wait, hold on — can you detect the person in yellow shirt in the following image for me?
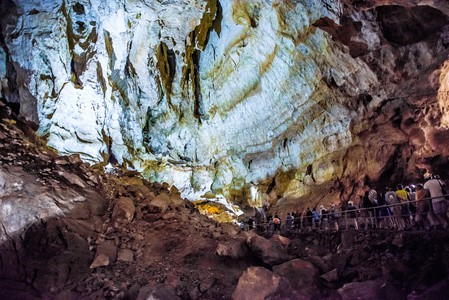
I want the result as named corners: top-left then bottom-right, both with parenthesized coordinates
top-left (396, 184), bottom-right (411, 228)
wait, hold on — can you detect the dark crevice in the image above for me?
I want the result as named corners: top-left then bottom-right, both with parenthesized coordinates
top-left (313, 16), bottom-right (368, 58)
top-left (391, 108), bottom-right (402, 129)
top-left (376, 146), bottom-right (401, 188)
top-left (0, 10), bottom-right (20, 108)
top-left (211, 0), bottom-right (223, 37)
top-left (70, 57), bottom-right (84, 88)
top-left (27, 9), bottom-right (39, 15)
top-left (266, 177), bottom-right (276, 194)
top-left (192, 49), bottom-right (202, 123)
top-left (166, 48), bottom-right (176, 82)
top-left (376, 5), bottom-right (449, 46)
top-left (358, 93), bottom-right (372, 106)
top-left (156, 42), bottom-right (176, 101)
top-left (73, 2), bottom-right (85, 15)
top-left (75, 21), bottom-right (86, 33)
top-left (107, 137), bottom-right (119, 165)
top-left (305, 164), bottom-right (313, 176)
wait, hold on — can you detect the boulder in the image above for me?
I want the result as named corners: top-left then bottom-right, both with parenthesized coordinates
top-left (137, 284), bottom-right (180, 300)
top-left (233, 267), bottom-right (292, 300)
top-left (169, 185), bottom-right (181, 198)
top-left (162, 211), bottom-right (176, 220)
top-left (148, 193), bottom-right (170, 214)
top-left (189, 287), bottom-right (200, 300)
top-left (247, 234), bottom-right (290, 266)
top-left (287, 238), bottom-right (307, 257)
top-left (96, 240), bottom-right (118, 262)
top-left (199, 277), bottom-right (216, 293)
top-left (337, 279), bottom-right (404, 300)
top-left (408, 279), bottom-right (449, 300)
top-left (90, 254), bottom-right (109, 268)
top-left (222, 223), bottom-right (239, 236)
top-left (270, 234), bottom-right (291, 248)
top-left (273, 259), bottom-right (318, 293)
top-left (341, 231), bottom-right (356, 249)
top-left (333, 252), bottom-right (348, 274)
top-left (58, 171), bottom-right (86, 188)
top-left (216, 238), bottom-right (248, 259)
top-left (321, 269), bottom-right (339, 282)
top-left (112, 197), bottom-right (135, 224)
top-left (117, 249), bottom-right (134, 262)
top-left (392, 233), bottom-right (403, 247)
top-left (307, 255), bottom-right (329, 274)
top-left (125, 184), bottom-right (151, 197)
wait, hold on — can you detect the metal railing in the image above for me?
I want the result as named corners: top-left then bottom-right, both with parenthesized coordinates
top-left (242, 193), bottom-right (449, 233)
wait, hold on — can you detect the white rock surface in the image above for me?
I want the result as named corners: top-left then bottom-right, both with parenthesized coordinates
top-left (2, 0), bottom-right (449, 209)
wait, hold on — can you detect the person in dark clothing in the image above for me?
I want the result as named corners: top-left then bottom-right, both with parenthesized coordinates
top-left (312, 208), bottom-right (320, 230)
top-left (415, 184), bottom-right (435, 230)
top-left (347, 201), bottom-right (359, 230)
top-left (268, 216), bottom-right (274, 233)
top-left (362, 191), bottom-right (376, 229)
top-left (319, 205), bottom-right (329, 230)
top-left (293, 210), bottom-right (302, 232)
top-left (274, 215), bottom-right (281, 232)
top-left (329, 203), bottom-right (340, 231)
top-left (306, 208), bottom-right (313, 231)
top-left (285, 213), bottom-right (293, 233)
top-left (377, 192), bottom-right (393, 229)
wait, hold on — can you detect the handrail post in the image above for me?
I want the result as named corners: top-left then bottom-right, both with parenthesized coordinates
top-left (345, 212), bottom-right (348, 230)
top-left (374, 208), bottom-right (378, 229)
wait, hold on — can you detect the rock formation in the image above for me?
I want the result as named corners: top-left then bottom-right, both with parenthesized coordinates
top-left (1, 98), bottom-right (449, 300)
top-left (2, 0), bottom-right (449, 215)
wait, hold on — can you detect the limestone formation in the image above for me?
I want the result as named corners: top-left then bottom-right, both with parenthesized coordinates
top-left (2, 0), bottom-right (449, 213)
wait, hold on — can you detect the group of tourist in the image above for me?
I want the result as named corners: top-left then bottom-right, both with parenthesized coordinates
top-left (240, 172), bottom-right (449, 233)
top-left (344, 172), bottom-right (449, 231)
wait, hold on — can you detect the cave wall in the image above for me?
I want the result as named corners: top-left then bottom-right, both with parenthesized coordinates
top-left (1, 0), bottom-right (449, 211)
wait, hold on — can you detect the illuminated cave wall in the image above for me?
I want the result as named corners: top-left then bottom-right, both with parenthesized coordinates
top-left (2, 0), bottom-right (449, 210)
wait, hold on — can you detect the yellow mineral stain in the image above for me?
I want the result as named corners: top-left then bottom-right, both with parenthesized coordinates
top-left (156, 42), bottom-right (174, 98)
top-left (259, 44), bottom-right (278, 77)
top-left (182, 1), bottom-right (218, 77)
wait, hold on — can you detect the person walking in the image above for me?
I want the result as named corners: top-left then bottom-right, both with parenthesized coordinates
top-left (312, 208), bottom-right (320, 230)
top-left (415, 183), bottom-right (435, 230)
top-left (396, 184), bottom-right (411, 228)
top-left (319, 205), bottom-right (329, 230)
top-left (386, 187), bottom-right (404, 230)
top-left (347, 201), bottom-right (359, 230)
top-left (329, 203), bottom-right (340, 231)
top-left (285, 213), bottom-right (293, 233)
top-left (306, 208), bottom-right (313, 232)
top-left (377, 191), bottom-right (393, 229)
top-left (423, 173), bottom-right (449, 229)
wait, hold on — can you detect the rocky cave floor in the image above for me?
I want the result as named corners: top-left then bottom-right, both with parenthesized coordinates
top-left (1, 101), bottom-right (449, 300)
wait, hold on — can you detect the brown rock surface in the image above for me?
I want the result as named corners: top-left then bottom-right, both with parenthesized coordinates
top-left (216, 237), bottom-right (248, 259)
top-left (247, 234), bottom-right (291, 267)
top-left (111, 197), bottom-right (136, 224)
top-left (272, 259), bottom-right (318, 291)
top-left (232, 267), bottom-right (291, 300)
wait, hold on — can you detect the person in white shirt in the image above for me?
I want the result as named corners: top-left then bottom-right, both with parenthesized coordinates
top-left (423, 172), bottom-right (448, 228)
